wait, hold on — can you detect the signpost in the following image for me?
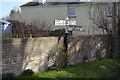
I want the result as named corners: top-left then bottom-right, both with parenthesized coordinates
top-left (55, 17), bottom-right (86, 52)
top-left (69, 25), bottom-right (85, 31)
top-left (55, 17), bottom-right (85, 32)
top-left (55, 20), bottom-right (76, 26)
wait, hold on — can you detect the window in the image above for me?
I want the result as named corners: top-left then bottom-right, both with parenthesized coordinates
top-left (107, 6), bottom-right (118, 17)
top-left (107, 6), bottom-right (112, 17)
top-left (68, 8), bottom-right (76, 17)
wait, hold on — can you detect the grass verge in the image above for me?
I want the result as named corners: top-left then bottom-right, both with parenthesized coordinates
top-left (16, 58), bottom-right (120, 79)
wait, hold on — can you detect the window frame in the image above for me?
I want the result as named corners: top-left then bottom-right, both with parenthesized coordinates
top-left (67, 7), bottom-right (76, 18)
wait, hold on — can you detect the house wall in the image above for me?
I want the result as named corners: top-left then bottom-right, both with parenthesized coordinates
top-left (67, 5), bottom-right (98, 35)
top-left (20, 3), bottom-right (111, 36)
top-left (21, 5), bottom-right (67, 30)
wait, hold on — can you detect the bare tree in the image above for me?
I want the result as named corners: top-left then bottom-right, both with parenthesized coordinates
top-left (89, 3), bottom-right (112, 35)
top-left (12, 19), bottom-right (51, 38)
top-left (9, 9), bottom-right (21, 20)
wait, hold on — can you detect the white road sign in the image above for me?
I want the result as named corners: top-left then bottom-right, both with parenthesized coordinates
top-left (69, 25), bottom-right (86, 31)
top-left (55, 20), bottom-right (76, 26)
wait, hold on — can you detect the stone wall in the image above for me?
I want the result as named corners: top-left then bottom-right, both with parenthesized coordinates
top-left (67, 35), bottom-right (111, 65)
top-left (2, 37), bottom-right (64, 75)
top-left (2, 36), bottom-right (111, 75)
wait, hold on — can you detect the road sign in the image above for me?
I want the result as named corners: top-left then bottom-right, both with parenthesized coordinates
top-left (69, 25), bottom-right (85, 31)
top-left (72, 27), bottom-right (85, 31)
top-left (55, 18), bottom-right (85, 32)
top-left (55, 20), bottom-right (76, 26)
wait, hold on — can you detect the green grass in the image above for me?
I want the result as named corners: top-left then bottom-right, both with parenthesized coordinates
top-left (16, 58), bottom-right (120, 78)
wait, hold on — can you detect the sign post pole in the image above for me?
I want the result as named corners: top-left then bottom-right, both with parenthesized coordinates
top-left (64, 17), bottom-right (69, 52)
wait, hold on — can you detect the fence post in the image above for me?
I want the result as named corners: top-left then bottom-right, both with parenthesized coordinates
top-left (111, 2), bottom-right (117, 58)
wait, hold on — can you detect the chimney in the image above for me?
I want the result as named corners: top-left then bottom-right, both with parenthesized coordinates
top-left (33, 0), bottom-right (46, 4)
top-left (42, 0), bottom-right (47, 4)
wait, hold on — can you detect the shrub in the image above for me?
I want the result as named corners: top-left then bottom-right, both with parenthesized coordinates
top-left (48, 28), bottom-right (65, 37)
top-left (20, 69), bottom-right (34, 76)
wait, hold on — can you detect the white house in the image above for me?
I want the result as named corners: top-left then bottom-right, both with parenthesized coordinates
top-left (20, 1), bottom-right (114, 36)
top-left (0, 19), bottom-right (12, 35)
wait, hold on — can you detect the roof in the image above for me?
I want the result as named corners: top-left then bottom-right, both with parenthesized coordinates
top-left (20, 1), bottom-right (42, 7)
top-left (20, 1), bottom-right (113, 7)
top-left (20, 2), bottom-right (85, 7)
top-left (0, 19), bottom-right (10, 24)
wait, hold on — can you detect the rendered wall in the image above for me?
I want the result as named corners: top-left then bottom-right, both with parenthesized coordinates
top-left (20, 3), bottom-right (111, 35)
